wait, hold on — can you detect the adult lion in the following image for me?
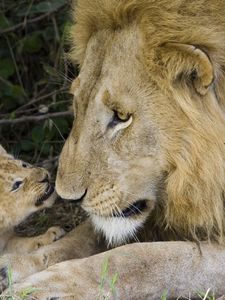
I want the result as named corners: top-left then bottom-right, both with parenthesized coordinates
top-left (2, 0), bottom-right (225, 299)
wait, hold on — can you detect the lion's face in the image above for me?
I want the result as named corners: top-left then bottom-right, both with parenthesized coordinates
top-left (0, 146), bottom-right (56, 232)
top-left (56, 27), bottom-right (172, 244)
top-left (57, 1), bottom-right (225, 245)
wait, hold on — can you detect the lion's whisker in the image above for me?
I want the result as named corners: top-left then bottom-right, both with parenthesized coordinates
top-left (124, 199), bottom-right (144, 216)
top-left (119, 188), bottom-right (143, 198)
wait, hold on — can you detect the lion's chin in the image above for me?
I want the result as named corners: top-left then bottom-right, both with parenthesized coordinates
top-left (91, 215), bottom-right (145, 246)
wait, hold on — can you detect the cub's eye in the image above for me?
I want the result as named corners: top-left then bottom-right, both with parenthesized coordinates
top-left (22, 162), bottom-right (30, 168)
top-left (12, 181), bottom-right (23, 192)
top-left (108, 110), bottom-right (132, 128)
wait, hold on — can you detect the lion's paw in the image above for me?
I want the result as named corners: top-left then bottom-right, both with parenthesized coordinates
top-left (0, 251), bottom-right (49, 292)
top-left (44, 226), bottom-right (66, 242)
top-left (2, 273), bottom-right (70, 300)
top-left (2, 262), bottom-right (82, 300)
top-left (35, 226), bottom-right (66, 250)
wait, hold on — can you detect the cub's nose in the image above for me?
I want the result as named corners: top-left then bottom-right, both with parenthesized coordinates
top-left (39, 174), bottom-right (49, 183)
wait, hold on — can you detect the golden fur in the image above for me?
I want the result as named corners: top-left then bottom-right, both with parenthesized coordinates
top-left (65, 0), bottom-right (225, 243)
top-left (1, 1), bottom-right (225, 298)
top-left (0, 145), bottom-right (64, 255)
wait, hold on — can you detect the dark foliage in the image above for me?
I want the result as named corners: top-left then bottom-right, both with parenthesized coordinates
top-left (0, 0), bottom-right (77, 165)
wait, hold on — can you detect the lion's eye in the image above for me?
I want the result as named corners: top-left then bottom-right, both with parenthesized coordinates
top-left (22, 161), bottom-right (32, 168)
top-left (108, 111), bottom-right (131, 128)
top-left (11, 181), bottom-right (23, 192)
top-left (114, 111), bottom-right (130, 122)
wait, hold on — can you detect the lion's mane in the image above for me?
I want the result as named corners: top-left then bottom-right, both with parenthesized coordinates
top-left (69, 0), bottom-right (225, 242)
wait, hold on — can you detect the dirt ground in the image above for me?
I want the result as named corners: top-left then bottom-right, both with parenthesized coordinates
top-left (16, 198), bottom-right (87, 237)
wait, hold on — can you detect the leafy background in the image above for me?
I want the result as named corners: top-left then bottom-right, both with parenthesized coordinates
top-left (0, 0), bottom-right (86, 235)
top-left (0, 0), bottom-right (76, 167)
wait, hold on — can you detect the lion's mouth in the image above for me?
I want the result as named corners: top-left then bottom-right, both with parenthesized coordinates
top-left (35, 184), bottom-right (55, 206)
top-left (113, 200), bottom-right (147, 218)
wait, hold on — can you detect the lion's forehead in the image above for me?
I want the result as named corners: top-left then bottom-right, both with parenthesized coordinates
top-left (0, 159), bottom-right (21, 175)
top-left (0, 166), bottom-right (24, 191)
top-left (0, 174), bottom-right (14, 182)
top-left (0, 158), bottom-right (36, 183)
top-left (77, 25), bottom-right (144, 97)
top-left (71, 27), bottom-right (149, 138)
top-left (0, 157), bottom-right (25, 172)
top-left (103, 25), bottom-right (142, 65)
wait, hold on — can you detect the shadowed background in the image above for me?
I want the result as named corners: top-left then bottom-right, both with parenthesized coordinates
top-left (0, 0), bottom-right (86, 236)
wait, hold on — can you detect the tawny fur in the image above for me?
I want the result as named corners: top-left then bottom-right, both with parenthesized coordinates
top-left (1, 1), bottom-right (225, 299)
top-left (0, 145), bottom-right (65, 255)
top-left (67, 0), bottom-right (225, 243)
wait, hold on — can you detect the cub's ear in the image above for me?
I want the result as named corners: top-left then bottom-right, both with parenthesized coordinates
top-left (159, 43), bottom-right (214, 96)
top-left (0, 145), bottom-right (8, 156)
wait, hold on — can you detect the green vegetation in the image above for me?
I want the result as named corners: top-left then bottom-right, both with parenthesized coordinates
top-left (0, 0), bottom-right (75, 164)
top-left (0, 266), bottom-right (38, 300)
top-left (197, 289), bottom-right (216, 300)
top-left (161, 290), bottom-right (168, 300)
top-left (97, 256), bottom-right (119, 300)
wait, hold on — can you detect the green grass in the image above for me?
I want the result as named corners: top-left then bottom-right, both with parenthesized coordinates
top-left (0, 264), bottom-right (222, 300)
top-left (197, 289), bottom-right (216, 300)
top-left (97, 256), bottom-right (119, 300)
top-left (160, 288), bottom-right (219, 300)
top-left (0, 267), bottom-right (38, 300)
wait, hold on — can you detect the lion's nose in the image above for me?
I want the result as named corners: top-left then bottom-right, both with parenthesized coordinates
top-left (56, 183), bottom-right (88, 202)
top-left (72, 189), bottom-right (87, 203)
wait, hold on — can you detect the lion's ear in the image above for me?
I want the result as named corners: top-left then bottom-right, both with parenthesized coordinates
top-left (0, 145), bottom-right (8, 156)
top-left (160, 43), bottom-right (214, 96)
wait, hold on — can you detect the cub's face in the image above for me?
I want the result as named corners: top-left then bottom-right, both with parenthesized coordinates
top-left (0, 146), bottom-right (56, 231)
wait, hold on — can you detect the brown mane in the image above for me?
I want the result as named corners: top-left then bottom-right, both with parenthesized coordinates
top-left (70, 0), bottom-right (225, 243)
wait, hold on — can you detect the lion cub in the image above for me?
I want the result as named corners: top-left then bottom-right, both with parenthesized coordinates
top-left (0, 145), bottom-right (65, 254)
